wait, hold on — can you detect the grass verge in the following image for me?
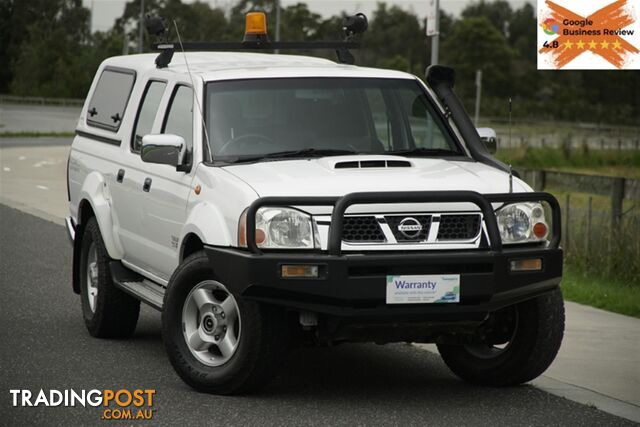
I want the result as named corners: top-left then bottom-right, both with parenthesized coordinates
top-left (0, 131), bottom-right (74, 138)
top-left (496, 147), bottom-right (640, 177)
top-left (561, 268), bottom-right (640, 318)
top-left (546, 166), bottom-right (640, 179)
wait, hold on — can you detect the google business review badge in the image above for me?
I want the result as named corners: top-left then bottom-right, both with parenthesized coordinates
top-left (538, 0), bottom-right (640, 69)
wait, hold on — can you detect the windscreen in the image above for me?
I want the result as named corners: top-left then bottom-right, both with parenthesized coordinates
top-left (205, 78), bottom-right (462, 163)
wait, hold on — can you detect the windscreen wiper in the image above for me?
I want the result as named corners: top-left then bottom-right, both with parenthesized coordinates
top-left (227, 148), bottom-right (357, 164)
top-left (387, 147), bottom-right (462, 157)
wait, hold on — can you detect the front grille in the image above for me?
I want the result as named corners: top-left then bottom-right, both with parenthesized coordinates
top-left (385, 215), bottom-right (431, 242)
top-left (342, 216), bottom-right (385, 242)
top-left (336, 213), bottom-right (483, 245)
top-left (437, 214), bottom-right (481, 240)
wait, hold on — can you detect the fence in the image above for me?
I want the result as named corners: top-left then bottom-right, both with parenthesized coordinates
top-left (498, 136), bottom-right (640, 151)
top-left (521, 168), bottom-right (639, 224)
top-left (481, 118), bottom-right (640, 151)
top-left (520, 168), bottom-right (640, 282)
top-left (0, 94), bottom-right (84, 107)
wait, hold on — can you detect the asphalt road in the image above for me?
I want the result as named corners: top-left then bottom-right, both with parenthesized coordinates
top-left (0, 204), bottom-right (635, 426)
top-left (0, 136), bottom-right (72, 148)
top-left (0, 104), bottom-right (80, 133)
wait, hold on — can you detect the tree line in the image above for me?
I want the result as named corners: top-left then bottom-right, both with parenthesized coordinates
top-left (1, 0), bottom-right (638, 125)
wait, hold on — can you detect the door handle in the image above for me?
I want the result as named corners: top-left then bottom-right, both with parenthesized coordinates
top-left (116, 169), bottom-right (125, 183)
top-left (143, 177), bottom-right (152, 192)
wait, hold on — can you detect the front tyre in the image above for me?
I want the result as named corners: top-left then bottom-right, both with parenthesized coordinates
top-left (437, 288), bottom-right (564, 386)
top-left (162, 251), bottom-right (289, 395)
top-left (79, 217), bottom-right (140, 338)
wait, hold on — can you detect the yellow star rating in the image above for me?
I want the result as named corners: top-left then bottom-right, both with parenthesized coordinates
top-left (588, 40), bottom-right (598, 49)
top-left (576, 40), bottom-right (586, 49)
top-left (600, 40), bottom-right (609, 49)
top-left (612, 40), bottom-right (622, 50)
top-left (563, 40), bottom-right (574, 50)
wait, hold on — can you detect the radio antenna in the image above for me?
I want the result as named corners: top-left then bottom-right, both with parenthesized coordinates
top-left (173, 20), bottom-right (213, 163)
top-left (509, 164), bottom-right (513, 193)
top-left (508, 97), bottom-right (513, 193)
top-left (508, 97), bottom-right (512, 151)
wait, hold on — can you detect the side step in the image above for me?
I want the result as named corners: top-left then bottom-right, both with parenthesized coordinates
top-left (109, 261), bottom-right (166, 310)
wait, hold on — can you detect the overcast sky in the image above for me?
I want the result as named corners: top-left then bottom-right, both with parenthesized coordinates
top-left (83, 0), bottom-right (535, 33)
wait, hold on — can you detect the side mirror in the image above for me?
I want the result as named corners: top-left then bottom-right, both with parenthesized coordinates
top-left (141, 134), bottom-right (186, 167)
top-left (476, 127), bottom-right (498, 155)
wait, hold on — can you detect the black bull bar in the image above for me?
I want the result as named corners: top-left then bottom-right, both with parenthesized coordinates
top-left (245, 191), bottom-right (561, 254)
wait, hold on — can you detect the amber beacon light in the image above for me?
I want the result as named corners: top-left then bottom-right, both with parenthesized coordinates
top-left (243, 12), bottom-right (269, 44)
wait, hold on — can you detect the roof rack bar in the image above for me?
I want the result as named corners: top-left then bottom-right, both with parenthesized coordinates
top-left (149, 12), bottom-right (367, 67)
top-left (152, 41), bottom-right (360, 51)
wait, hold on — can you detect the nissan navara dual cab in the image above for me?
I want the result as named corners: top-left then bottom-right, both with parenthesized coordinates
top-left (66, 13), bottom-right (564, 395)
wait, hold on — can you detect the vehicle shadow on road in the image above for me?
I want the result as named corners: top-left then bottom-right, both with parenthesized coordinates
top-left (262, 342), bottom-right (525, 399)
top-left (218, 343), bottom-right (609, 425)
top-left (132, 314), bottom-right (533, 404)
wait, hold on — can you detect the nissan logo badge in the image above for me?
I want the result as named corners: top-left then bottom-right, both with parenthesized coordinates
top-left (397, 217), bottom-right (422, 238)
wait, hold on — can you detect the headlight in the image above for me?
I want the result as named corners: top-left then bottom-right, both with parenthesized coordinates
top-left (496, 202), bottom-right (549, 244)
top-left (239, 207), bottom-right (318, 249)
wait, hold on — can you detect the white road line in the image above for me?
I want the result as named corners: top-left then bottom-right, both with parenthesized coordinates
top-left (36, 185), bottom-right (49, 190)
top-left (18, 156), bottom-right (26, 160)
top-left (532, 376), bottom-right (640, 424)
top-left (33, 160), bottom-right (58, 168)
top-left (3, 167), bottom-right (10, 172)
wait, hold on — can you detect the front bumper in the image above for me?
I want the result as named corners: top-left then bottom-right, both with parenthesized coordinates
top-left (209, 190), bottom-right (563, 324)
top-left (205, 245), bottom-right (562, 322)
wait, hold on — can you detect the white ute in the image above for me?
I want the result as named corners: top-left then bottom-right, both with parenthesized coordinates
top-left (66, 12), bottom-right (565, 394)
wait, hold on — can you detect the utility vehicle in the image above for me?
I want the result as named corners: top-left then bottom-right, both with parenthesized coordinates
top-left (66, 12), bottom-right (564, 394)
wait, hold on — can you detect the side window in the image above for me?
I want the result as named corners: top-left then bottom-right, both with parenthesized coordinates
top-left (365, 89), bottom-right (393, 149)
top-left (87, 68), bottom-right (135, 132)
top-left (162, 85), bottom-right (194, 151)
top-left (131, 81), bottom-right (167, 153)
top-left (400, 91), bottom-right (450, 150)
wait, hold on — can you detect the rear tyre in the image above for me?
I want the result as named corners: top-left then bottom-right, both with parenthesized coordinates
top-left (437, 288), bottom-right (564, 386)
top-left (162, 250), bottom-right (289, 395)
top-left (79, 217), bottom-right (140, 338)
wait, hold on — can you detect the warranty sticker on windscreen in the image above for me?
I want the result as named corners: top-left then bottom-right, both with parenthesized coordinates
top-left (386, 275), bottom-right (460, 304)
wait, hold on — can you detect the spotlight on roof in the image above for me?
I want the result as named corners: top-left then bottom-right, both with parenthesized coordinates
top-left (343, 13), bottom-right (368, 39)
top-left (145, 14), bottom-right (168, 38)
